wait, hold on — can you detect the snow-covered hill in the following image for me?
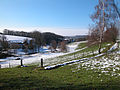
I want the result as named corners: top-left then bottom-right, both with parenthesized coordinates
top-left (4, 35), bottom-right (32, 43)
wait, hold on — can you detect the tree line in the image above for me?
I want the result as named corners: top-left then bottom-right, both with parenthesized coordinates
top-left (3, 29), bottom-right (64, 45)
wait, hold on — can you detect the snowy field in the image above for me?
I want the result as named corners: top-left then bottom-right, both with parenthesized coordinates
top-left (72, 51), bottom-right (120, 76)
top-left (44, 42), bottom-right (119, 69)
top-left (71, 43), bottom-right (120, 76)
top-left (0, 41), bottom-right (84, 68)
top-left (5, 35), bottom-right (32, 43)
top-left (0, 41), bottom-right (118, 70)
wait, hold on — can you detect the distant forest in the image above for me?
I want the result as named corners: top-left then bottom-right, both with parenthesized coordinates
top-left (3, 29), bottom-right (64, 45)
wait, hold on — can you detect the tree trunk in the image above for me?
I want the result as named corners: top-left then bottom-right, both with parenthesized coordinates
top-left (98, 43), bottom-right (101, 54)
top-left (98, 0), bottom-right (105, 54)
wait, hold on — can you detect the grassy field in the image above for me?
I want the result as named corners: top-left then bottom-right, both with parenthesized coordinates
top-left (0, 42), bottom-right (119, 90)
top-left (75, 42), bottom-right (87, 50)
top-left (0, 60), bottom-right (120, 90)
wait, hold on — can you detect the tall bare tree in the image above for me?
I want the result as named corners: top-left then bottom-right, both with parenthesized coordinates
top-left (90, 0), bottom-right (119, 53)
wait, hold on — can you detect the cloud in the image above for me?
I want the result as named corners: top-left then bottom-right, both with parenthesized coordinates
top-left (0, 26), bottom-right (88, 36)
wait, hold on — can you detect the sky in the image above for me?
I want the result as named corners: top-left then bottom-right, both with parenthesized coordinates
top-left (0, 0), bottom-right (98, 36)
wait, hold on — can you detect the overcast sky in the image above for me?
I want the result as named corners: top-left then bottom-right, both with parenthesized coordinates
top-left (0, 0), bottom-right (98, 36)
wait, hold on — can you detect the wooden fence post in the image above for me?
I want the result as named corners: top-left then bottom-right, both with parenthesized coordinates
top-left (41, 58), bottom-right (43, 68)
top-left (21, 58), bottom-right (23, 66)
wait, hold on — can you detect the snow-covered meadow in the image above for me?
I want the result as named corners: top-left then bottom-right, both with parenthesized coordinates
top-left (72, 44), bottom-right (120, 76)
top-left (43, 42), bottom-right (113, 68)
top-left (0, 41), bottom-right (85, 68)
top-left (5, 35), bottom-right (32, 43)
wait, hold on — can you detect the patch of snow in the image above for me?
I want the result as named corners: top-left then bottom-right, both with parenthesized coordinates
top-left (75, 52), bottom-right (120, 76)
top-left (107, 44), bottom-right (111, 46)
top-left (108, 43), bottom-right (118, 52)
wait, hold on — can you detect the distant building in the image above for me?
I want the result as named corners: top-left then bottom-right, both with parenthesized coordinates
top-left (64, 35), bottom-right (87, 43)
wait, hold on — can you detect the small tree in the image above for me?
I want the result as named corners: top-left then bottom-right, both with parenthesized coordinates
top-left (104, 24), bottom-right (118, 42)
top-left (0, 35), bottom-right (9, 51)
top-left (28, 39), bottom-right (35, 50)
top-left (23, 39), bottom-right (29, 53)
top-left (88, 25), bottom-right (100, 46)
top-left (60, 41), bottom-right (67, 52)
top-left (51, 40), bottom-right (57, 52)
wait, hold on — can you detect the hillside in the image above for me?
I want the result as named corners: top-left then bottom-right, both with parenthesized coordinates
top-left (0, 41), bottom-right (120, 89)
top-left (2, 29), bottom-right (65, 45)
top-left (42, 32), bottom-right (64, 45)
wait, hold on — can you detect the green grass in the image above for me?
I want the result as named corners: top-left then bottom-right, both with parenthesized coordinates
top-left (76, 42), bottom-right (87, 50)
top-left (0, 63), bottom-right (120, 90)
top-left (60, 42), bottom-right (113, 58)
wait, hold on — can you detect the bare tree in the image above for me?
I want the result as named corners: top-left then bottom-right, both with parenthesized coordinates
top-left (28, 39), bottom-right (35, 50)
top-left (51, 40), bottom-right (57, 52)
top-left (112, 0), bottom-right (120, 18)
top-left (0, 35), bottom-right (9, 51)
top-left (60, 41), bottom-right (67, 52)
top-left (104, 24), bottom-right (118, 42)
top-left (90, 0), bottom-right (119, 53)
top-left (31, 31), bottom-right (43, 52)
top-left (88, 25), bottom-right (100, 46)
top-left (23, 39), bottom-right (29, 53)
